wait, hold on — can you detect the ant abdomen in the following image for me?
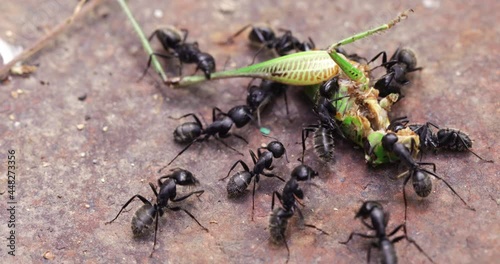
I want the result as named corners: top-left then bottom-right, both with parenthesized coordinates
top-left (437, 128), bottom-right (472, 151)
top-left (131, 204), bottom-right (156, 236)
top-left (412, 170), bottom-right (432, 198)
top-left (269, 207), bottom-right (288, 244)
top-left (380, 239), bottom-right (398, 264)
top-left (227, 171), bottom-right (253, 198)
top-left (313, 127), bottom-right (335, 162)
top-left (173, 123), bottom-right (202, 143)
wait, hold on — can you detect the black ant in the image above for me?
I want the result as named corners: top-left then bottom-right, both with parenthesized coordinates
top-left (387, 117), bottom-right (438, 152)
top-left (165, 107), bottom-right (251, 167)
top-left (387, 116), bottom-right (410, 133)
top-left (340, 201), bottom-right (434, 264)
top-left (369, 48), bottom-right (422, 98)
top-left (146, 27), bottom-right (216, 79)
top-left (270, 163), bottom-right (327, 263)
top-left (301, 123), bottom-right (336, 163)
top-left (388, 118), bottom-right (493, 162)
top-left (381, 133), bottom-right (474, 222)
top-left (246, 79), bottom-right (289, 127)
top-left (435, 128), bottom-right (494, 162)
top-left (105, 168), bottom-right (208, 257)
top-left (223, 24), bottom-right (315, 61)
top-left (220, 140), bottom-right (289, 220)
top-left (300, 77), bottom-right (348, 162)
top-left (313, 76), bottom-right (347, 138)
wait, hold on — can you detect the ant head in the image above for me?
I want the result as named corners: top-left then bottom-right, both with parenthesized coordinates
top-left (196, 52), bottom-right (216, 80)
top-left (170, 169), bottom-right (199, 186)
top-left (355, 201), bottom-right (382, 219)
top-left (267, 141), bottom-right (286, 158)
top-left (246, 85), bottom-right (266, 110)
top-left (382, 133), bottom-right (398, 151)
top-left (249, 26), bottom-right (275, 44)
top-left (394, 48), bottom-right (417, 70)
top-left (319, 76), bottom-right (339, 98)
top-left (301, 37), bottom-right (316, 51)
top-left (227, 105), bottom-right (253, 128)
top-left (388, 116), bottom-right (409, 132)
top-left (291, 164), bottom-right (318, 181)
top-left (412, 169), bottom-right (432, 198)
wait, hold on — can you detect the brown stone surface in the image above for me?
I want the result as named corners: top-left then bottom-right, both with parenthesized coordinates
top-left (0, 0), bottom-right (498, 263)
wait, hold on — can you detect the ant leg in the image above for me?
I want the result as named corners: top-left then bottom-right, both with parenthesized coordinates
top-left (171, 190), bottom-right (204, 202)
top-left (456, 134), bottom-right (494, 162)
top-left (389, 223), bottom-right (435, 263)
top-left (214, 137), bottom-right (246, 155)
top-left (282, 86), bottom-right (290, 118)
top-left (423, 169), bottom-right (475, 211)
top-left (379, 71), bottom-right (396, 91)
top-left (149, 183), bottom-right (159, 197)
top-left (251, 177), bottom-right (257, 221)
top-left (138, 52), bottom-right (175, 81)
top-left (360, 218), bottom-right (375, 230)
top-left (220, 160), bottom-right (250, 181)
top-left (307, 37), bottom-right (316, 49)
top-left (367, 51), bottom-right (388, 66)
top-left (283, 237), bottom-right (290, 264)
top-left (303, 224), bottom-right (329, 235)
top-left (271, 191), bottom-right (284, 210)
top-left (228, 133), bottom-right (249, 144)
top-left (387, 224), bottom-right (404, 237)
top-left (417, 162), bottom-right (436, 172)
top-left (339, 232), bottom-right (376, 244)
top-left (407, 65), bottom-right (424, 72)
top-left (212, 107), bottom-right (227, 121)
top-left (387, 116), bottom-right (408, 131)
top-left (168, 206), bottom-right (209, 232)
top-left (249, 149), bottom-right (259, 164)
top-left (168, 113), bottom-right (204, 128)
top-left (105, 195), bottom-right (151, 224)
top-left (403, 172), bottom-right (412, 224)
top-left (256, 103), bottom-right (264, 128)
top-left (150, 209), bottom-right (160, 258)
top-left (367, 243), bottom-right (376, 264)
top-left (301, 126), bottom-right (315, 163)
top-left (179, 28), bottom-right (189, 43)
top-left (221, 24), bottom-right (252, 44)
top-left (250, 45), bottom-right (267, 65)
top-left (147, 29), bottom-right (161, 41)
top-left (283, 147), bottom-right (290, 163)
top-left (165, 138), bottom-right (203, 167)
top-left (262, 172), bottom-right (286, 182)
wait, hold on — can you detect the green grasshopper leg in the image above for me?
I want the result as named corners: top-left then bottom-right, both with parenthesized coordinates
top-left (326, 9), bottom-right (413, 84)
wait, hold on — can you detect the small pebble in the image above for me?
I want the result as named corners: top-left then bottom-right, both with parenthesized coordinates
top-left (43, 250), bottom-right (55, 260)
